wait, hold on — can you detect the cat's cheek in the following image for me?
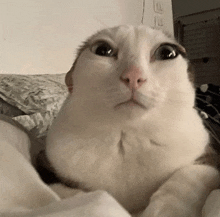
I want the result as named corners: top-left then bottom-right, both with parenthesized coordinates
top-left (151, 58), bottom-right (188, 84)
top-left (75, 53), bottom-right (115, 79)
top-left (119, 83), bottom-right (131, 97)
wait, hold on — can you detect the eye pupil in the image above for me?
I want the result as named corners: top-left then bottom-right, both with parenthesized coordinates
top-left (160, 48), bottom-right (175, 59)
top-left (91, 42), bottom-right (115, 57)
top-left (96, 44), bottom-right (112, 56)
top-left (154, 44), bottom-right (179, 60)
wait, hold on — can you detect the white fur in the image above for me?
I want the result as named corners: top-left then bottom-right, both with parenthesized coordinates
top-left (46, 26), bottom-right (220, 215)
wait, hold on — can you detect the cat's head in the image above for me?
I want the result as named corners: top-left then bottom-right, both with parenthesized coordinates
top-left (65, 25), bottom-right (195, 124)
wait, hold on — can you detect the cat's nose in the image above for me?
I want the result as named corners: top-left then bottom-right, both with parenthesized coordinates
top-left (120, 66), bottom-right (146, 90)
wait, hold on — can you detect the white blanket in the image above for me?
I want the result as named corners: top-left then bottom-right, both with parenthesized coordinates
top-left (0, 116), bottom-right (219, 217)
top-left (1, 191), bottom-right (132, 217)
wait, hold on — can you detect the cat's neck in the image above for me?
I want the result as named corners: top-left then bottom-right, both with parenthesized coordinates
top-left (51, 91), bottom-right (205, 150)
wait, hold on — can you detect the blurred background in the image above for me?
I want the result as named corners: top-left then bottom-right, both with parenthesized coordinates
top-left (173, 0), bottom-right (220, 86)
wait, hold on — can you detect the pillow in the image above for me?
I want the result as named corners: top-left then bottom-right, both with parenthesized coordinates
top-left (13, 112), bottom-right (54, 140)
top-left (0, 74), bottom-right (67, 114)
top-left (0, 74), bottom-right (68, 139)
top-left (0, 97), bottom-right (25, 117)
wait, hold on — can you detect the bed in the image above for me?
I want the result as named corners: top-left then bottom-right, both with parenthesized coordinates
top-left (0, 73), bottom-right (220, 217)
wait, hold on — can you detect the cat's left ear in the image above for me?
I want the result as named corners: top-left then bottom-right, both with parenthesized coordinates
top-left (65, 42), bottom-right (88, 93)
top-left (65, 69), bottom-right (74, 93)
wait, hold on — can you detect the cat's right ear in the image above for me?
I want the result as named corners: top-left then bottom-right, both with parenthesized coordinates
top-left (175, 44), bottom-right (195, 83)
top-left (65, 69), bottom-right (74, 93)
top-left (176, 44), bottom-right (187, 58)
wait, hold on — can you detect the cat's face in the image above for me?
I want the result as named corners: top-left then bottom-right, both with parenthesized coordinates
top-left (66, 25), bottom-right (194, 123)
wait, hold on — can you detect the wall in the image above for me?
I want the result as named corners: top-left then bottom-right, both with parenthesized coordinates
top-left (0, 0), bottom-right (143, 75)
top-left (0, 0), bottom-right (173, 75)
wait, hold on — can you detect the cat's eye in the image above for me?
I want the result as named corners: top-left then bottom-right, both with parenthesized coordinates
top-left (154, 44), bottom-right (179, 60)
top-left (91, 41), bottom-right (116, 57)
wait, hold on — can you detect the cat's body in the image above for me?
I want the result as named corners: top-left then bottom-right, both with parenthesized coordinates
top-left (45, 25), bottom-right (220, 216)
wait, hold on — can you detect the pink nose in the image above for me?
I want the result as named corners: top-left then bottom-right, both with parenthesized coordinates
top-left (120, 66), bottom-right (146, 90)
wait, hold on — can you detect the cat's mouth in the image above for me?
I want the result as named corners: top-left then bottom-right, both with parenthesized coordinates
top-left (114, 99), bottom-right (147, 110)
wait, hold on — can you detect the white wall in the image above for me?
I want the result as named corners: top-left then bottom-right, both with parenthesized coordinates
top-left (0, 0), bottom-right (173, 75)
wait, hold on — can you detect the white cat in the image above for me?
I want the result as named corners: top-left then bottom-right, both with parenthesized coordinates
top-left (44, 25), bottom-right (220, 216)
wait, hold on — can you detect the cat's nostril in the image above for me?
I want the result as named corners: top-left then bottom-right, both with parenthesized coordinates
top-left (137, 78), bottom-right (146, 83)
top-left (120, 76), bottom-right (146, 90)
top-left (125, 78), bottom-right (130, 83)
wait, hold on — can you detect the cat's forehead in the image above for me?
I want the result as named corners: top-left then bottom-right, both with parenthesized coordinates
top-left (86, 25), bottom-right (175, 48)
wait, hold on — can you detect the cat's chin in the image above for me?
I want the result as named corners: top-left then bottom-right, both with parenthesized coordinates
top-left (113, 101), bottom-right (150, 121)
top-left (114, 99), bottom-right (147, 110)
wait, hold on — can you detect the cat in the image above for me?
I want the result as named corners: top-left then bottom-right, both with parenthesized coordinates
top-left (42, 25), bottom-right (220, 216)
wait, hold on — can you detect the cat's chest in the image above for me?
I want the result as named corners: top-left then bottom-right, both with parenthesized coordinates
top-left (68, 132), bottom-right (183, 180)
top-left (52, 128), bottom-right (199, 210)
top-left (46, 118), bottom-right (208, 212)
